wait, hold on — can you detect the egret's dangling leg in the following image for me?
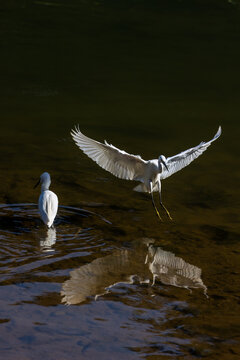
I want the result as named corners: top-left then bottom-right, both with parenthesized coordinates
top-left (157, 180), bottom-right (173, 220)
top-left (150, 181), bottom-right (162, 221)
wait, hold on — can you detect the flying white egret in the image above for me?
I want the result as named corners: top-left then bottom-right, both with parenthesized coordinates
top-left (34, 172), bottom-right (58, 228)
top-left (71, 126), bottom-right (222, 220)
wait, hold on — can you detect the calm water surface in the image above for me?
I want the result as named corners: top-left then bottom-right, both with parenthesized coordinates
top-left (0, 1), bottom-right (240, 359)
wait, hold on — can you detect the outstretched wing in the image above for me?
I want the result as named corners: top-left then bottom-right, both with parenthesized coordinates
top-left (160, 126), bottom-right (222, 180)
top-left (71, 127), bottom-right (147, 181)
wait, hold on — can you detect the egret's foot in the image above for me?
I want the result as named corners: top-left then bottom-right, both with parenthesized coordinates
top-left (165, 209), bottom-right (173, 221)
top-left (161, 203), bottom-right (173, 221)
top-left (154, 207), bottom-right (163, 221)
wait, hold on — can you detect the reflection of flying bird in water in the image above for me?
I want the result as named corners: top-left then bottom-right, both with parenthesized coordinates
top-left (145, 245), bottom-right (208, 296)
top-left (61, 249), bottom-right (141, 305)
top-left (71, 126), bottom-right (221, 220)
top-left (61, 240), bottom-right (207, 305)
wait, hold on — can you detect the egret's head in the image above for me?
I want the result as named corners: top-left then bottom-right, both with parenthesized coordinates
top-left (158, 155), bottom-right (169, 172)
top-left (34, 172), bottom-right (51, 189)
top-left (40, 172), bottom-right (51, 183)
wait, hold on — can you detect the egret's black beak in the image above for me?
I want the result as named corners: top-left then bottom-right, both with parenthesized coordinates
top-left (161, 159), bottom-right (169, 172)
top-left (34, 179), bottom-right (40, 189)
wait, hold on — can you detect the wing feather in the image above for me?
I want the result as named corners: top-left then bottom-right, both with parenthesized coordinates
top-left (71, 127), bottom-right (147, 181)
top-left (160, 126), bottom-right (222, 180)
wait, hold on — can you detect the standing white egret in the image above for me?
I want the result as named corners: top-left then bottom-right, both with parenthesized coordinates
top-left (71, 126), bottom-right (222, 220)
top-left (34, 172), bottom-right (58, 228)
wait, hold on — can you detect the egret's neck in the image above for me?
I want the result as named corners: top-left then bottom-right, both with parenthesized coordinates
top-left (41, 179), bottom-right (51, 192)
top-left (158, 162), bottom-right (163, 174)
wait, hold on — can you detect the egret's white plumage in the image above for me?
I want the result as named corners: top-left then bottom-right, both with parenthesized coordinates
top-left (35, 172), bottom-right (58, 228)
top-left (71, 126), bottom-right (222, 220)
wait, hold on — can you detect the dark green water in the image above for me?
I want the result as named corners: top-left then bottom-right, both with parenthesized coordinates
top-left (0, 1), bottom-right (240, 359)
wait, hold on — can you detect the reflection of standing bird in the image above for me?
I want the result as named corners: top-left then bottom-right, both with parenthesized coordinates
top-left (40, 227), bottom-right (57, 251)
top-left (34, 172), bottom-right (58, 228)
top-left (71, 126), bottom-right (222, 220)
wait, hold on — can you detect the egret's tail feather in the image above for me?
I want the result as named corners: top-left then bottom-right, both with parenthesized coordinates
top-left (133, 184), bottom-right (149, 192)
top-left (133, 184), bottom-right (145, 192)
top-left (133, 184), bottom-right (159, 193)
